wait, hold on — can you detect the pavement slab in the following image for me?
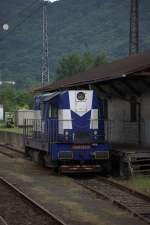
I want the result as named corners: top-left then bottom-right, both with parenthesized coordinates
top-left (0, 153), bottom-right (148, 225)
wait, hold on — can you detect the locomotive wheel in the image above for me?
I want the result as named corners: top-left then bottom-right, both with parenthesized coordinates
top-left (27, 150), bottom-right (46, 168)
top-left (37, 152), bottom-right (46, 168)
top-left (101, 161), bottom-right (111, 176)
top-left (25, 147), bottom-right (30, 157)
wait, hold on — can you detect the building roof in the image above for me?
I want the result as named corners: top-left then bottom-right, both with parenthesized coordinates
top-left (34, 51), bottom-right (150, 93)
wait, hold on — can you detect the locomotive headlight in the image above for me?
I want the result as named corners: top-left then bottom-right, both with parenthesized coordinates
top-left (64, 131), bottom-right (69, 136)
top-left (94, 130), bottom-right (98, 135)
top-left (64, 131), bottom-right (69, 141)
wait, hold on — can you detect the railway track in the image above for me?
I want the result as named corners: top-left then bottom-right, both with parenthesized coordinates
top-left (73, 176), bottom-right (150, 225)
top-left (0, 176), bottom-right (67, 225)
top-left (1, 144), bottom-right (150, 224)
top-left (0, 150), bottom-right (13, 158)
top-left (0, 216), bottom-right (8, 225)
top-left (0, 144), bottom-right (24, 154)
top-left (0, 144), bottom-right (24, 158)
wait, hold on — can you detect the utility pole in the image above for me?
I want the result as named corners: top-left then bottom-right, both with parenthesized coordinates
top-left (42, 0), bottom-right (49, 86)
top-left (129, 0), bottom-right (139, 55)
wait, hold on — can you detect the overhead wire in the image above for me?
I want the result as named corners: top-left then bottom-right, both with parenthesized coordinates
top-left (0, 1), bottom-right (43, 43)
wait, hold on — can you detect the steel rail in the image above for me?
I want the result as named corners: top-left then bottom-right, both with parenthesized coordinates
top-left (0, 216), bottom-right (9, 225)
top-left (73, 176), bottom-right (150, 225)
top-left (0, 177), bottom-right (67, 225)
top-left (1, 144), bottom-right (150, 224)
top-left (97, 176), bottom-right (150, 202)
top-left (0, 150), bottom-right (14, 158)
top-left (0, 144), bottom-right (24, 154)
top-left (0, 144), bottom-right (24, 159)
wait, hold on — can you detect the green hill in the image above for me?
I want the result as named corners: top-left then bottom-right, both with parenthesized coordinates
top-left (0, 0), bottom-right (149, 89)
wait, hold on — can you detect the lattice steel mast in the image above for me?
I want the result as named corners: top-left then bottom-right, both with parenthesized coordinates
top-left (42, 0), bottom-right (49, 86)
top-left (129, 0), bottom-right (139, 55)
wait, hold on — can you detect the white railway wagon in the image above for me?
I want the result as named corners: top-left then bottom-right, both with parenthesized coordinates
top-left (16, 110), bottom-right (41, 127)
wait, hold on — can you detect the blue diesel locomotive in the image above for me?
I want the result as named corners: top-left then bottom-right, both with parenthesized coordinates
top-left (24, 90), bottom-right (109, 173)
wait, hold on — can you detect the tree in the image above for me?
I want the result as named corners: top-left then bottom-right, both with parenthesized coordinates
top-left (15, 90), bottom-right (34, 109)
top-left (0, 85), bottom-right (34, 112)
top-left (55, 52), bottom-right (108, 80)
top-left (0, 86), bottom-right (16, 112)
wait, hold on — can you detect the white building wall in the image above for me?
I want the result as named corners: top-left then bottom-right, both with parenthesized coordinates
top-left (105, 95), bottom-right (150, 146)
top-left (16, 110), bottom-right (41, 127)
top-left (106, 97), bottom-right (130, 143)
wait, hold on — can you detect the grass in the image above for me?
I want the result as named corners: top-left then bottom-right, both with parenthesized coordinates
top-left (113, 176), bottom-right (150, 196)
top-left (0, 122), bottom-right (23, 134)
top-left (0, 127), bottom-right (23, 134)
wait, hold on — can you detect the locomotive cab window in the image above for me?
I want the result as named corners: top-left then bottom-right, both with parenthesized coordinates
top-left (50, 104), bottom-right (58, 118)
top-left (48, 105), bottom-right (51, 117)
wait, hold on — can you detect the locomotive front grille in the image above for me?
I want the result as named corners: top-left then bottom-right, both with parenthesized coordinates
top-left (74, 131), bottom-right (91, 144)
top-left (94, 151), bottom-right (109, 160)
top-left (59, 151), bottom-right (73, 160)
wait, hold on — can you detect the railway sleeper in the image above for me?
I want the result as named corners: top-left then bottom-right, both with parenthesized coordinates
top-left (141, 213), bottom-right (150, 219)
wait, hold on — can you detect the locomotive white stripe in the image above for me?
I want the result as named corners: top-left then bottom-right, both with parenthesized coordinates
top-left (90, 109), bottom-right (98, 129)
top-left (58, 109), bottom-right (72, 134)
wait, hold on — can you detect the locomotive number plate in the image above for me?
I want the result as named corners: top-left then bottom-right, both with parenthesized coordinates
top-left (72, 145), bottom-right (91, 150)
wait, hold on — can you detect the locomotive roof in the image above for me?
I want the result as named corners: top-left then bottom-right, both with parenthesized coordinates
top-left (34, 51), bottom-right (150, 93)
top-left (42, 92), bottom-right (60, 102)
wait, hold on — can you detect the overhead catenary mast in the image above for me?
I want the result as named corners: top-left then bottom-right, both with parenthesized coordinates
top-left (129, 0), bottom-right (139, 55)
top-left (42, 0), bottom-right (50, 86)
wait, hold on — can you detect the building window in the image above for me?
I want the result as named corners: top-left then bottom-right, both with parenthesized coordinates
top-left (103, 99), bottom-right (108, 120)
top-left (130, 97), bottom-right (137, 122)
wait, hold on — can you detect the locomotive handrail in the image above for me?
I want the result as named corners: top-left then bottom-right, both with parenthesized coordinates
top-left (23, 118), bottom-right (106, 144)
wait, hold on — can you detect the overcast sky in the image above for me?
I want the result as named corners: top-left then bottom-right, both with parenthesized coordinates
top-left (47, 0), bottom-right (60, 2)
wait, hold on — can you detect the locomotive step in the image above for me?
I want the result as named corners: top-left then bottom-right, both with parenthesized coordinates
top-left (133, 169), bottom-right (150, 173)
top-left (131, 158), bottom-right (150, 162)
top-left (132, 163), bottom-right (150, 168)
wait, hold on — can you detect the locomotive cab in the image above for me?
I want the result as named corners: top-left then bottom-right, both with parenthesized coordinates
top-left (24, 90), bottom-right (109, 173)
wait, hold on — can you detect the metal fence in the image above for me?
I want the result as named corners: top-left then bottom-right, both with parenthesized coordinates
top-left (23, 119), bottom-right (46, 139)
top-left (23, 118), bottom-right (105, 144)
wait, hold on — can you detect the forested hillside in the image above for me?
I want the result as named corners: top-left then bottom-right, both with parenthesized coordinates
top-left (0, 0), bottom-right (149, 89)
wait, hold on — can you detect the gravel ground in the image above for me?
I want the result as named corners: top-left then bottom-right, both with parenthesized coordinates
top-left (0, 153), bottom-right (148, 225)
top-left (0, 180), bottom-right (62, 225)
